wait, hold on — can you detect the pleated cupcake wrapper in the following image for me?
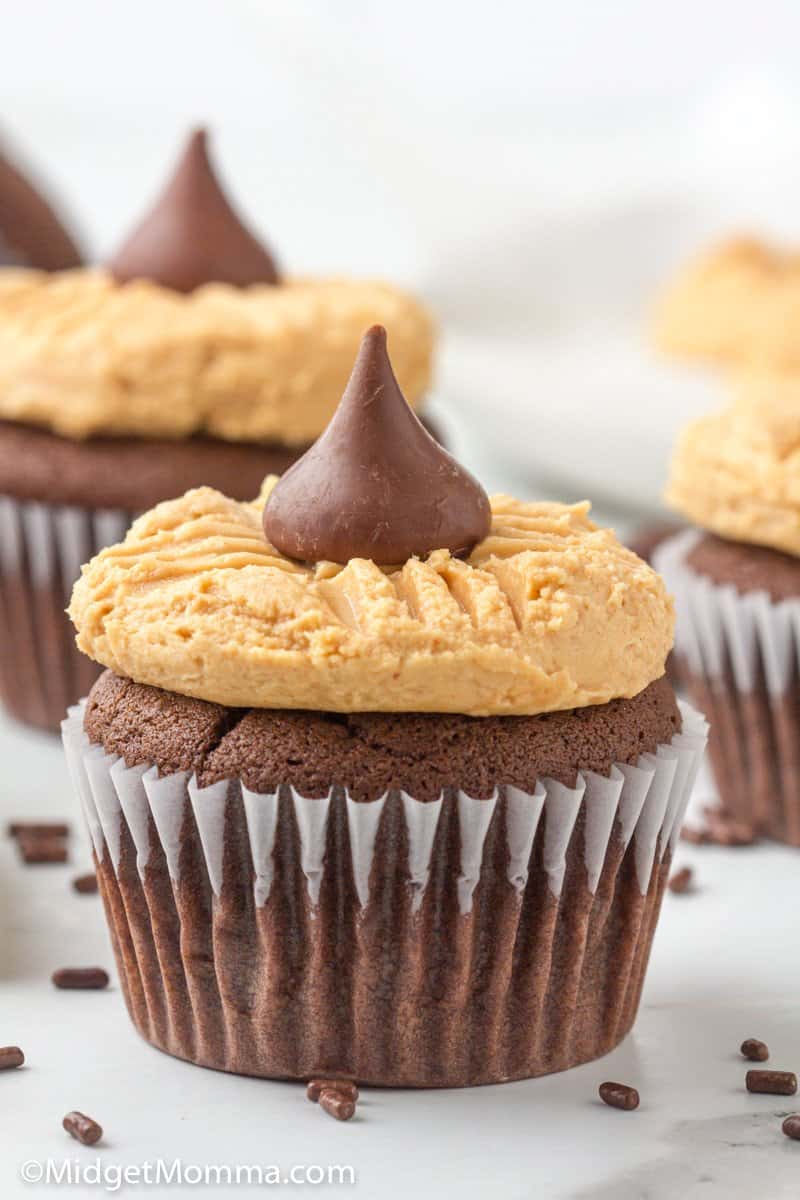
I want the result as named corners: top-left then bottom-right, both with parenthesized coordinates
top-left (0, 495), bottom-right (131, 731)
top-left (61, 701), bottom-right (707, 1086)
top-left (655, 530), bottom-right (800, 843)
top-left (63, 702), bottom-right (707, 910)
top-left (655, 530), bottom-right (800, 694)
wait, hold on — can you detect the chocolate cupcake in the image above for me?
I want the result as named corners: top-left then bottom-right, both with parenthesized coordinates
top-left (62, 328), bottom-right (706, 1087)
top-left (655, 386), bottom-right (800, 844)
top-left (0, 130), bottom-right (434, 730)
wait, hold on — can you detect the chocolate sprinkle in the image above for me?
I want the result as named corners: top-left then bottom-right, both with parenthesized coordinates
top-left (264, 325), bottom-right (491, 564)
top-left (746, 1069), bottom-right (797, 1096)
top-left (599, 1081), bottom-right (640, 1111)
top-left (680, 814), bottom-right (756, 847)
top-left (63, 1111), bottom-right (103, 1146)
top-left (668, 866), bottom-right (693, 894)
top-left (740, 1038), bottom-right (769, 1063)
top-left (52, 967), bottom-right (109, 991)
top-left (319, 1089), bottom-right (356, 1122)
top-left (0, 1046), bottom-right (24, 1070)
top-left (72, 872), bottom-right (99, 895)
top-left (8, 821), bottom-right (69, 839)
top-left (680, 825), bottom-right (710, 845)
top-left (704, 810), bottom-right (756, 846)
top-left (17, 834), bottom-right (67, 864)
top-left (109, 128), bottom-right (279, 292)
top-left (782, 1115), bottom-right (800, 1141)
top-left (307, 1079), bottom-right (359, 1104)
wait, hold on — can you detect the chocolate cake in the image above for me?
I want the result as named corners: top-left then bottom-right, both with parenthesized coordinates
top-left (0, 421), bottom-right (295, 511)
top-left (686, 532), bottom-right (800, 603)
top-left (62, 328), bottom-right (706, 1087)
top-left (86, 670), bottom-right (680, 800)
top-left (0, 417), bottom-right (444, 512)
top-left (0, 129), bottom-right (435, 731)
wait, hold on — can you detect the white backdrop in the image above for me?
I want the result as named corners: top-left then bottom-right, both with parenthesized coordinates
top-left (4, 0), bottom-right (800, 510)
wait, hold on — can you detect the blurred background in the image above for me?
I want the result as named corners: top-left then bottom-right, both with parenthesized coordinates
top-left (4, 0), bottom-right (800, 519)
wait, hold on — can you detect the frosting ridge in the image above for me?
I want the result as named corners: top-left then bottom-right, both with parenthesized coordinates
top-left (665, 383), bottom-right (800, 557)
top-left (0, 269), bottom-right (434, 443)
top-left (655, 236), bottom-right (800, 367)
top-left (69, 481), bottom-right (674, 717)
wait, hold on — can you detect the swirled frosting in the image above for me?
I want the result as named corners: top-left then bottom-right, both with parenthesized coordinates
top-left (666, 381), bottom-right (800, 557)
top-left (69, 481), bottom-right (674, 717)
top-left (655, 237), bottom-right (800, 367)
top-left (0, 269), bottom-right (433, 444)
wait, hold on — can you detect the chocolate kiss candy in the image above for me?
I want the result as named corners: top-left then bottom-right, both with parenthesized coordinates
top-left (0, 147), bottom-right (82, 270)
top-left (263, 325), bottom-right (492, 564)
top-left (108, 128), bottom-right (279, 292)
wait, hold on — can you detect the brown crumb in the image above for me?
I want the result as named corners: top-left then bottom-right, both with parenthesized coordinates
top-left (705, 814), bottom-right (756, 846)
top-left (668, 866), bottom-right (694, 894)
top-left (681, 811), bottom-right (756, 847)
top-left (680, 825), bottom-right (709, 845)
top-left (72, 873), bottom-right (98, 895)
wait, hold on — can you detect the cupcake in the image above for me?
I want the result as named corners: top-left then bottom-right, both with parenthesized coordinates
top-left (62, 327), bottom-right (706, 1087)
top-left (654, 384), bottom-right (800, 845)
top-left (0, 130), bottom-right (433, 730)
top-left (655, 236), bottom-right (800, 369)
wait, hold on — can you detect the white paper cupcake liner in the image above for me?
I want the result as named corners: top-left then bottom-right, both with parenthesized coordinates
top-left (0, 494), bottom-right (131, 730)
top-left (655, 530), bottom-right (800, 694)
top-left (655, 530), bottom-right (800, 843)
top-left (61, 699), bottom-right (707, 1086)
top-left (63, 701), bottom-right (706, 909)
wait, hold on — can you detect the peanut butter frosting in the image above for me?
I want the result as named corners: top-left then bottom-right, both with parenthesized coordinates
top-left (0, 269), bottom-right (434, 444)
top-left (655, 237), bottom-right (800, 367)
top-left (666, 383), bottom-right (800, 557)
top-left (69, 481), bottom-right (674, 717)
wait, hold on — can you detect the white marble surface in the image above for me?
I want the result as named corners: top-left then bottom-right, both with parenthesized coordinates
top-left (0, 710), bottom-right (798, 1198)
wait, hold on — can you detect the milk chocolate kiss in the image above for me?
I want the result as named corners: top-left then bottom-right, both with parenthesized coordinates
top-left (108, 128), bottom-right (279, 292)
top-left (263, 325), bottom-right (491, 565)
top-left (0, 147), bottom-right (82, 270)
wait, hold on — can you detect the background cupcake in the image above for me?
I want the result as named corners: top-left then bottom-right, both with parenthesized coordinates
top-left (654, 383), bottom-right (800, 845)
top-left (62, 327), bottom-right (706, 1087)
top-left (654, 236), bottom-right (800, 370)
top-left (0, 130), bottom-right (434, 731)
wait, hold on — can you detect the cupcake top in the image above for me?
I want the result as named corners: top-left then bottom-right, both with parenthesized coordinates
top-left (665, 385), bottom-right (800, 557)
top-left (655, 236), bottom-right (800, 367)
top-left (70, 328), bottom-right (674, 717)
top-left (0, 130), bottom-right (433, 445)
